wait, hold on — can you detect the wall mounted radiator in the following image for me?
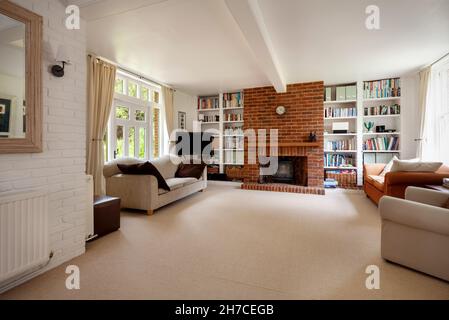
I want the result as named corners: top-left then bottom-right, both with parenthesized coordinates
top-left (0, 190), bottom-right (49, 286)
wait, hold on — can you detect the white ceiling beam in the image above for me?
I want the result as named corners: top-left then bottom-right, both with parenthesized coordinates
top-left (225, 0), bottom-right (286, 93)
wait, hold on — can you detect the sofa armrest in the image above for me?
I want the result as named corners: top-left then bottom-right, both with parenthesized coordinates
top-left (405, 186), bottom-right (449, 207)
top-left (364, 163), bottom-right (386, 177)
top-left (384, 171), bottom-right (449, 186)
top-left (105, 174), bottom-right (159, 210)
top-left (379, 196), bottom-right (449, 236)
top-left (202, 167), bottom-right (208, 182)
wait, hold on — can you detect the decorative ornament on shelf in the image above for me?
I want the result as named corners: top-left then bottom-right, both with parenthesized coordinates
top-left (276, 105), bottom-right (286, 115)
top-left (364, 121), bottom-right (375, 133)
top-left (308, 131), bottom-right (317, 142)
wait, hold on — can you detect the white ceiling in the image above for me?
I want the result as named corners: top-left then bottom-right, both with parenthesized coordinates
top-left (258, 0), bottom-right (449, 85)
top-left (84, 0), bottom-right (449, 95)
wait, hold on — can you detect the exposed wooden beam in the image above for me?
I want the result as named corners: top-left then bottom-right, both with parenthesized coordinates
top-left (225, 0), bottom-right (286, 93)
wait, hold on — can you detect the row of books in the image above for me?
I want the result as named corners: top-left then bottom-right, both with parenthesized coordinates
top-left (364, 104), bottom-right (400, 116)
top-left (224, 113), bottom-right (243, 122)
top-left (223, 92), bottom-right (243, 108)
top-left (364, 79), bottom-right (401, 99)
top-left (324, 178), bottom-right (338, 188)
top-left (324, 154), bottom-right (355, 167)
top-left (201, 114), bottom-right (220, 123)
top-left (224, 136), bottom-right (244, 149)
top-left (363, 136), bottom-right (399, 151)
top-left (198, 96), bottom-right (219, 110)
top-left (224, 127), bottom-right (244, 135)
top-left (325, 139), bottom-right (356, 151)
top-left (324, 107), bottom-right (357, 118)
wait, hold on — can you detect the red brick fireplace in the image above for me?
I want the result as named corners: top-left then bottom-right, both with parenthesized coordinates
top-left (242, 82), bottom-right (324, 194)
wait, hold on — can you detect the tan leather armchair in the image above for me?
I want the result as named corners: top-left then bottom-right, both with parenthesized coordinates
top-left (363, 163), bottom-right (449, 204)
top-left (379, 187), bottom-right (449, 281)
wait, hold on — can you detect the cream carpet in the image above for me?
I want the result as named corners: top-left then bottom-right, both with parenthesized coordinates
top-left (1, 182), bottom-right (449, 300)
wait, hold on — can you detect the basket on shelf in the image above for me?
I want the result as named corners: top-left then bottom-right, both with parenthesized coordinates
top-left (325, 171), bottom-right (357, 188)
top-left (225, 166), bottom-right (244, 180)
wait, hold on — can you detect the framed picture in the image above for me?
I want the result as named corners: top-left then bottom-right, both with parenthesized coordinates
top-left (0, 97), bottom-right (13, 133)
top-left (178, 111), bottom-right (186, 130)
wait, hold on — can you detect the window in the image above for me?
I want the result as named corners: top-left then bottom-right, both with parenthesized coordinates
top-left (128, 81), bottom-right (138, 98)
top-left (141, 87), bottom-right (149, 102)
top-left (421, 57), bottom-right (449, 164)
top-left (115, 106), bottom-right (129, 120)
top-left (115, 77), bottom-right (124, 95)
top-left (107, 71), bottom-right (163, 161)
top-left (135, 110), bottom-right (145, 121)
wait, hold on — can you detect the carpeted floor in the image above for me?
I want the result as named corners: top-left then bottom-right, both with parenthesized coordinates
top-left (1, 182), bottom-right (448, 299)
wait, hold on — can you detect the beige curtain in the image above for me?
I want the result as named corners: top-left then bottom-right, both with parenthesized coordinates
top-left (417, 67), bottom-right (431, 158)
top-left (87, 56), bottom-right (117, 195)
top-left (163, 86), bottom-right (175, 140)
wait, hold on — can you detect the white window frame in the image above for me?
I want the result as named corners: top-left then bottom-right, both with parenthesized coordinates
top-left (106, 70), bottom-right (163, 161)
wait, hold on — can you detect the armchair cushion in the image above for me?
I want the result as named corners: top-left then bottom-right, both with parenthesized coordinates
top-left (367, 175), bottom-right (385, 191)
top-left (117, 162), bottom-right (170, 191)
top-left (379, 156), bottom-right (398, 177)
top-left (364, 163), bottom-right (386, 177)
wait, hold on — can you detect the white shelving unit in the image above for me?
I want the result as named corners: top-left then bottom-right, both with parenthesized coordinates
top-left (197, 92), bottom-right (244, 174)
top-left (324, 78), bottom-right (402, 186)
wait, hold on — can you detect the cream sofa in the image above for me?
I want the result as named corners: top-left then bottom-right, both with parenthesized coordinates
top-left (103, 155), bottom-right (207, 215)
top-left (379, 187), bottom-right (449, 281)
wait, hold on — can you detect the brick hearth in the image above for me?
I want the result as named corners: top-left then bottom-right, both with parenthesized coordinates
top-left (242, 81), bottom-right (324, 194)
top-left (241, 183), bottom-right (325, 195)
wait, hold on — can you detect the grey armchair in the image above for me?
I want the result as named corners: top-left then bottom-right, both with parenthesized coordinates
top-left (379, 187), bottom-right (449, 281)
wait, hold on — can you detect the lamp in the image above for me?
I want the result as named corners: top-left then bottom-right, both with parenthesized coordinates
top-left (51, 45), bottom-right (71, 77)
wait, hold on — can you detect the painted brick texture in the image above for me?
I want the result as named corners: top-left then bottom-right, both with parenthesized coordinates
top-left (0, 0), bottom-right (88, 278)
top-left (243, 82), bottom-right (324, 188)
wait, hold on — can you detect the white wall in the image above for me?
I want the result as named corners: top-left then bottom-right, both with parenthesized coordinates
top-left (173, 90), bottom-right (197, 131)
top-left (0, 0), bottom-right (88, 286)
top-left (401, 73), bottom-right (420, 159)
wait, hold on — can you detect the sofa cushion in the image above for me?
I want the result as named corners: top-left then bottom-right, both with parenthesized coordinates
top-left (117, 162), bottom-right (170, 191)
top-left (165, 177), bottom-right (198, 190)
top-left (379, 156), bottom-right (398, 177)
top-left (175, 163), bottom-right (206, 179)
top-left (390, 160), bottom-right (443, 173)
top-left (151, 155), bottom-right (181, 179)
top-left (103, 157), bottom-right (144, 178)
top-left (367, 175), bottom-right (385, 191)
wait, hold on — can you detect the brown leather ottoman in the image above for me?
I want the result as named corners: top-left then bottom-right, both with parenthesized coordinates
top-left (94, 196), bottom-right (121, 238)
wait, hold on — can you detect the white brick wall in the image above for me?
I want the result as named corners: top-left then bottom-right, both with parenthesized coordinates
top-left (0, 0), bottom-right (88, 277)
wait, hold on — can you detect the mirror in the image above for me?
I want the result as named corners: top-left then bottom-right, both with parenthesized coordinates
top-left (0, 13), bottom-right (26, 139)
top-left (0, 1), bottom-right (42, 153)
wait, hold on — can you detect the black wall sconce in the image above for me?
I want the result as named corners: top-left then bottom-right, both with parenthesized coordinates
top-left (51, 45), bottom-right (71, 78)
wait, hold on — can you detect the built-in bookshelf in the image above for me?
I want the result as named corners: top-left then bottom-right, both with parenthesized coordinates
top-left (323, 77), bottom-right (402, 187)
top-left (198, 91), bottom-right (244, 175)
top-left (323, 82), bottom-right (359, 187)
top-left (362, 78), bottom-right (401, 168)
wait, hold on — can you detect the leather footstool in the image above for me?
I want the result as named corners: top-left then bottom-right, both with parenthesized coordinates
top-left (93, 196), bottom-right (121, 238)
